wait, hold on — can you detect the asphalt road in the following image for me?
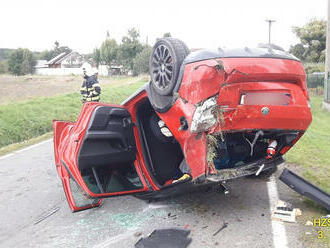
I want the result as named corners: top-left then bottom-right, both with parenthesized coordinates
top-left (0, 139), bottom-right (306, 248)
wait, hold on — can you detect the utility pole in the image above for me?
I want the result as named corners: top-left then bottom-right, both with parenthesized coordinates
top-left (323, 0), bottom-right (330, 110)
top-left (265, 19), bottom-right (276, 45)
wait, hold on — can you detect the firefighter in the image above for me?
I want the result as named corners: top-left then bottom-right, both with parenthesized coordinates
top-left (80, 67), bottom-right (101, 103)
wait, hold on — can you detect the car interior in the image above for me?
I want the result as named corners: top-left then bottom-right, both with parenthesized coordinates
top-left (136, 99), bottom-right (184, 186)
top-left (77, 106), bottom-right (144, 194)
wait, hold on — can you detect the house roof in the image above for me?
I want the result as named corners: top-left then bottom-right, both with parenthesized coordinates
top-left (46, 52), bottom-right (68, 65)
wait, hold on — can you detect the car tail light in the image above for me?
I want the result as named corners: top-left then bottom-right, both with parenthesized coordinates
top-left (190, 96), bottom-right (218, 133)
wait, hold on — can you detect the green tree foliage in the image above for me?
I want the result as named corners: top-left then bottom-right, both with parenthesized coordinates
top-left (289, 19), bottom-right (326, 62)
top-left (100, 38), bottom-right (119, 67)
top-left (93, 48), bottom-right (101, 67)
top-left (133, 45), bottom-right (152, 76)
top-left (0, 48), bottom-right (15, 62)
top-left (119, 28), bottom-right (143, 70)
top-left (0, 61), bottom-right (8, 74)
top-left (163, 32), bottom-right (172, 38)
top-left (39, 41), bottom-right (72, 61)
top-left (8, 48), bottom-right (36, 75)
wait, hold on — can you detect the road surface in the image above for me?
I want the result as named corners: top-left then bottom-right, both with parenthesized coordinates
top-left (0, 139), bottom-right (307, 248)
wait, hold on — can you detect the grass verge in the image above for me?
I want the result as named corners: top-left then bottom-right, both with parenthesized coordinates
top-left (0, 77), bottom-right (147, 149)
top-left (285, 95), bottom-right (330, 247)
top-left (285, 95), bottom-right (330, 194)
top-left (0, 132), bottom-right (53, 157)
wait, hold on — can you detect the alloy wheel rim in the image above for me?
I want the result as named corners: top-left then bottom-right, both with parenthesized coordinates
top-left (151, 45), bottom-right (173, 90)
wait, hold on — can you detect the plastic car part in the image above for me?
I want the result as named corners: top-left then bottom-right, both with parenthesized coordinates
top-left (190, 96), bottom-right (218, 133)
top-left (280, 169), bottom-right (330, 211)
top-left (135, 228), bottom-right (192, 248)
top-left (149, 38), bottom-right (189, 96)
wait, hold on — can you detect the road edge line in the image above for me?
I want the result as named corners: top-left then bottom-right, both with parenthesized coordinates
top-left (0, 139), bottom-right (52, 160)
top-left (267, 176), bottom-right (289, 248)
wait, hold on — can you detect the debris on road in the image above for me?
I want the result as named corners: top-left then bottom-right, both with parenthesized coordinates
top-left (271, 200), bottom-right (302, 223)
top-left (213, 222), bottom-right (228, 236)
top-left (280, 168), bottom-right (330, 211)
top-left (134, 232), bottom-right (143, 237)
top-left (34, 207), bottom-right (60, 225)
top-left (135, 228), bottom-right (192, 248)
top-left (305, 221), bottom-right (313, 226)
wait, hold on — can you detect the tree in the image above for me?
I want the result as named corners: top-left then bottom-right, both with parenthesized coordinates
top-left (39, 41), bottom-right (72, 61)
top-left (163, 32), bottom-right (172, 38)
top-left (118, 28), bottom-right (143, 70)
top-left (0, 61), bottom-right (8, 74)
top-left (8, 48), bottom-right (36, 75)
top-left (93, 48), bottom-right (101, 67)
top-left (100, 38), bottom-right (119, 68)
top-left (289, 19), bottom-right (326, 62)
top-left (133, 45), bottom-right (152, 76)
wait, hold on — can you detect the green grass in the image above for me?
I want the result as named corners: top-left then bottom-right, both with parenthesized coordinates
top-left (0, 77), bottom-right (147, 148)
top-left (0, 132), bottom-right (53, 156)
top-left (285, 95), bottom-right (330, 194)
top-left (283, 95), bottom-right (330, 247)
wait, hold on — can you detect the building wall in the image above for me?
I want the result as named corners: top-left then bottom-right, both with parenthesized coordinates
top-left (35, 66), bottom-right (109, 76)
top-left (35, 68), bottom-right (83, 75)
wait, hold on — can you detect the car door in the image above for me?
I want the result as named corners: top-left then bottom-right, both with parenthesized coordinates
top-left (54, 103), bottom-right (150, 212)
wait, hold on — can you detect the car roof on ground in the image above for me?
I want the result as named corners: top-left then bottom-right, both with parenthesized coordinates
top-left (184, 47), bottom-right (300, 65)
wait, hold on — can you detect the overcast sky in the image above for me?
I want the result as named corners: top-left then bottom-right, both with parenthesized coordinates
top-left (0, 0), bottom-right (327, 54)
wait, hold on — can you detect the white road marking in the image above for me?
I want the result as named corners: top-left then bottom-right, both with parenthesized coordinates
top-left (93, 232), bottom-right (133, 248)
top-left (267, 176), bottom-right (289, 248)
top-left (0, 139), bottom-right (52, 160)
top-left (0, 153), bottom-right (15, 160)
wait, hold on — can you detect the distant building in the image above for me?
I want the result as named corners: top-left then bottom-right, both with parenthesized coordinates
top-left (47, 51), bottom-right (84, 68)
top-left (35, 51), bottom-right (87, 75)
top-left (35, 60), bottom-right (48, 69)
top-left (35, 51), bottom-right (122, 76)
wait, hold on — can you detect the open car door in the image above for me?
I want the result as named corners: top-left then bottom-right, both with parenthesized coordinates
top-left (53, 103), bottom-right (150, 212)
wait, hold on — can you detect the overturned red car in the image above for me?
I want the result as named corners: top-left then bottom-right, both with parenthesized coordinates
top-left (53, 38), bottom-right (312, 212)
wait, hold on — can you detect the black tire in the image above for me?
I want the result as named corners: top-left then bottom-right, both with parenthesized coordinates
top-left (149, 38), bottom-right (189, 96)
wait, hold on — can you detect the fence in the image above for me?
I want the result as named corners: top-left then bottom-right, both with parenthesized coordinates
top-left (306, 73), bottom-right (325, 89)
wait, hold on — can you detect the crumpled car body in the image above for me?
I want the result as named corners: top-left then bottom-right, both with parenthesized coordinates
top-left (53, 47), bottom-right (312, 212)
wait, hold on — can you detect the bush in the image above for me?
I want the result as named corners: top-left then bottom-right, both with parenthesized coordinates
top-left (0, 61), bottom-right (8, 74)
top-left (8, 48), bottom-right (36, 75)
top-left (304, 62), bottom-right (325, 74)
top-left (133, 46), bottom-right (152, 76)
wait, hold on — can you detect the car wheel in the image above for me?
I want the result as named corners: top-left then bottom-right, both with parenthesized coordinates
top-left (149, 38), bottom-right (189, 96)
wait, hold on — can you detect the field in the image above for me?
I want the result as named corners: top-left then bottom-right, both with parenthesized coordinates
top-left (0, 74), bottom-right (141, 104)
top-left (0, 75), bottom-right (148, 149)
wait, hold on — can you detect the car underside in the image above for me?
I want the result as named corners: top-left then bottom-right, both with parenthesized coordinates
top-left (53, 38), bottom-right (312, 211)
